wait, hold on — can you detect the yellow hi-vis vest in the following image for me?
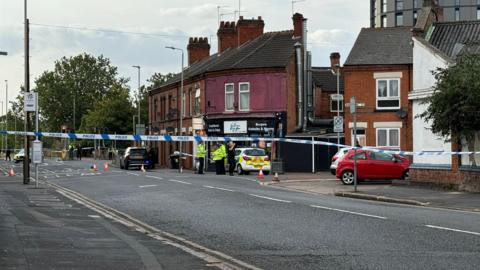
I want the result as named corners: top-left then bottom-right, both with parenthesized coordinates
top-left (212, 148), bottom-right (223, 161)
top-left (197, 144), bottom-right (206, 158)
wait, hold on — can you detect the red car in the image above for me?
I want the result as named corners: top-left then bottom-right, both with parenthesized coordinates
top-left (335, 149), bottom-right (410, 185)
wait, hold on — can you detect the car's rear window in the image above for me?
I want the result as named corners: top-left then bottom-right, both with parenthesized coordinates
top-left (130, 149), bottom-right (147, 155)
top-left (244, 149), bottom-right (265, 156)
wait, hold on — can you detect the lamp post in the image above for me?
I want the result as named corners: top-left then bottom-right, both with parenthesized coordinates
top-left (5, 80), bottom-right (8, 153)
top-left (0, 101), bottom-right (3, 154)
top-left (335, 64), bottom-right (341, 150)
top-left (132, 65), bottom-right (141, 129)
top-left (165, 46), bottom-right (184, 173)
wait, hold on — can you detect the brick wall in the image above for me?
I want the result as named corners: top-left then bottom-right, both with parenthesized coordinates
top-left (285, 55), bottom-right (298, 133)
top-left (314, 86), bottom-right (341, 119)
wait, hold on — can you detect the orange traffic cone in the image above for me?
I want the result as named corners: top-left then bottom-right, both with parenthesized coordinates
top-left (8, 168), bottom-right (16, 177)
top-left (257, 167), bottom-right (265, 181)
top-left (103, 163), bottom-right (109, 172)
top-left (141, 164), bottom-right (146, 173)
top-left (272, 172), bottom-right (280, 182)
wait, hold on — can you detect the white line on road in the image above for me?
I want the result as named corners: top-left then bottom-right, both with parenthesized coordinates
top-left (249, 194), bottom-right (292, 203)
top-left (425, 225), bottom-right (480, 236)
top-left (310, 205), bottom-right (387, 220)
top-left (169, 179), bottom-right (192, 185)
top-left (145, 175), bottom-right (163, 180)
top-left (127, 172), bottom-right (140, 176)
top-left (139, 184), bottom-right (158, 188)
top-left (203, 185), bottom-right (235, 192)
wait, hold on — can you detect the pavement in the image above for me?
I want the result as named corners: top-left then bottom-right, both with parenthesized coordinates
top-left (0, 170), bottom-right (213, 269)
top-left (270, 171), bottom-right (480, 212)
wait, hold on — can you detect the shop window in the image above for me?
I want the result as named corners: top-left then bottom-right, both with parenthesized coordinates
top-left (376, 78), bottom-right (400, 109)
top-left (239, 82), bottom-right (250, 111)
top-left (225, 83), bottom-right (234, 111)
top-left (376, 128), bottom-right (400, 149)
top-left (351, 129), bottom-right (366, 147)
top-left (330, 94), bottom-right (344, 112)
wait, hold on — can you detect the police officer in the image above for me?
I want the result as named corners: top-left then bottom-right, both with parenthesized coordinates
top-left (211, 143), bottom-right (223, 175)
top-left (196, 142), bottom-right (206, 174)
top-left (219, 143), bottom-right (227, 175)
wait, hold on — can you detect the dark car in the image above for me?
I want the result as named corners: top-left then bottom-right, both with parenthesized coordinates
top-left (120, 147), bottom-right (148, 170)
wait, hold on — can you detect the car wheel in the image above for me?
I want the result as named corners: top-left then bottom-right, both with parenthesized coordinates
top-left (402, 170), bottom-right (410, 180)
top-left (237, 165), bottom-right (244, 175)
top-left (340, 170), bottom-right (355, 185)
top-left (125, 162), bottom-right (129, 170)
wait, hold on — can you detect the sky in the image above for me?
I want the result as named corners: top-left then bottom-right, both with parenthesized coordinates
top-left (0, 0), bottom-right (369, 114)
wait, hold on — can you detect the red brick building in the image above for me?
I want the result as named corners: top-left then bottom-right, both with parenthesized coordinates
top-left (343, 27), bottom-right (413, 151)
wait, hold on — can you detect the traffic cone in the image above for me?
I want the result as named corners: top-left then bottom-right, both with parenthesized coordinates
top-left (272, 172), bottom-right (280, 182)
top-left (141, 164), bottom-right (146, 173)
top-left (257, 167), bottom-right (265, 181)
top-left (8, 168), bottom-right (16, 177)
top-left (91, 164), bottom-right (97, 172)
top-left (103, 163), bottom-right (109, 172)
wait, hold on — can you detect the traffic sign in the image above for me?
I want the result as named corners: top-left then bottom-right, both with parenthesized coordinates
top-left (333, 116), bottom-right (344, 133)
top-left (24, 92), bottom-right (37, 112)
top-left (32, 140), bottom-right (43, 164)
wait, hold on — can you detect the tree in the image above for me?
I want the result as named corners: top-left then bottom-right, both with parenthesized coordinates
top-left (137, 72), bottom-right (175, 126)
top-left (78, 86), bottom-right (135, 135)
top-left (419, 53), bottom-right (480, 164)
top-left (147, 72), bottom-right (175, 90)
top-left (34, 53), bottom-right (128, 132)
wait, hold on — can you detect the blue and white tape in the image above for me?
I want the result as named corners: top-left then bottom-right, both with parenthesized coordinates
top-left (1, 130), bottom-right (479, 156)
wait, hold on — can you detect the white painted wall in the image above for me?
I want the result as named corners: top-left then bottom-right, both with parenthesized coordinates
top-left (410, 38), bottom-right (451, 166)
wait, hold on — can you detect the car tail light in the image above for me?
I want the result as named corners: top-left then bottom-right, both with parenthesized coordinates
top-left (243, 156), bottom-right (250, 161)
top-left (332, 156), bottom-right (338, 162)
top-left (264, 156), bottom-right (269, 161)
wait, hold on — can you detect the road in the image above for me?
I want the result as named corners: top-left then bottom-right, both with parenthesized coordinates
top-left (2, 159), bottom-right (479, 270)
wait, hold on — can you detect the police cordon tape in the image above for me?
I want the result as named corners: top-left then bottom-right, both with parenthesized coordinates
top-left (1, 130), bottom-right (479, 157)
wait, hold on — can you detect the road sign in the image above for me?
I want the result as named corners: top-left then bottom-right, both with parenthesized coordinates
top-left (349, 96), bottom-right (356, 113)
top-left (24, 92), bottom-right (37, 112)
top-left (135, 124), bottom-right (146, 135)
top-left (32, 140), bottom-right (43, 164)
top-left (333, 116), bottom-right (344, 133)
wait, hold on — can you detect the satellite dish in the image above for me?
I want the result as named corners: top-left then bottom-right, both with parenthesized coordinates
top-left (396, 109), bottom-right (408, 119)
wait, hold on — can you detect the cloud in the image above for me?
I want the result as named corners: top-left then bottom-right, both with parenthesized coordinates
top-left (308, 29), bottom-right (355, 47)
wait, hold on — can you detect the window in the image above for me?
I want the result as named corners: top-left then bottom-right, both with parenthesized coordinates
top-left (225, 83), bottom-right (234, 111)
top-left (413, 0), bottom-right (418, 8)
top-left (370, 151), bottom-right (394, 161)
top-left (189, 89), bottom-right (193, 117)
top-left (182, 91), bottom-right (186, 117)
top-left (396, 12), bottom-right (404, 26)
top-left (154, 98), bottom-right (158, 122)
top-left (239, 82), bottom-right (250, 111)
top-left (455, 0), bottom-right (460, 6)
top-left (351, 129), bottom-right (366, 147)
top-left (350, 152), bottom-right (366, 160)
top-left (376, 128), bottom-right (400, 149)
top-left (330, 94), bottom-right (344, 112)
top-left (381, 0), bottom-right (387, 13)
top-left (413, 11), bottom-right (418, 25)
top-left (376, 78), bottom-right (400, 109)
top-left (455, 8), bottom-right (460, 21)
top-left (381, 15), bottom-right (387, 27)
top-left (396, 0), bottom-right (404, 10)
top-left (194, 88), bottom-right (201, 115)
top-left (477, 8), bottom-right (480, 20)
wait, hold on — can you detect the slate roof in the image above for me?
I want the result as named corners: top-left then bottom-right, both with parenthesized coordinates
top-left (156, 30), bottom-right (299, 90)
top-left (344, 27), bottom-right (413, 66)
top-left (425, 21), bottom-right (480, 59)
top-left (311, 67), bottom-right (344, 93)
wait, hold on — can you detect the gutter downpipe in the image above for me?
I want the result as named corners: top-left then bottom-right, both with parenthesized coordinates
top-left (302, 18), bottom-right (308, 132)
top-left (294, 42), bottom-right (303, 132)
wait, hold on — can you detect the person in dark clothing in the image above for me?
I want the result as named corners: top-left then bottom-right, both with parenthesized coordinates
top-left (227, 141), bottom-right (236, 176)
top-left (76, 144), bottom-right (82, 160)
top-left (6, 149), bottom-right (11, 161)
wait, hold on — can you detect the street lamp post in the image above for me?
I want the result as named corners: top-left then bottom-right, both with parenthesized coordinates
top-left (336, 64), bottom-right (341, 150)
top-left (132, 65), bottom-right (141, 129)
top-left (5, 80), bottom-right (8, 153)
top-left (0, 101), bottom-right (3, 154)
top-left (166, 46), bottom-right (184, 173)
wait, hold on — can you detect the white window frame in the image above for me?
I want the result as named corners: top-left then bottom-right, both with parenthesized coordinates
top-left (330, 94), bottom-right (344, 112)
top-left (376, 78), bottom-right (400, 110)
top-left (351, 129), bottom-right (366, 147)
top-left (376, 128), bottom-right (400, 149)
top-left (224, 83), bottom-right (234, 112)
top-left (238, 82), bottom-right (250, 112)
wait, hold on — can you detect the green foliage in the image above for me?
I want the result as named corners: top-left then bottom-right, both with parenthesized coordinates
top-left (419, 53), bottom-right (480, 142)
top-left (78, 85), bottom-right (135, 135)
top-left (34, 53), bottom-right (128, 132)
top-left (147, 72), bottom-right (175, 90)
top-left (137, 72), bottom-right (175, 125)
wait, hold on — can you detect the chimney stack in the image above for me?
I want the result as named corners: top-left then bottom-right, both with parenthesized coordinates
top-left (330, 52), bottom-right (341, 72)
top-left (292, 13), bottom-right (304, 38)
top-left (217, 21), bottom-right (237, 53)
top-left (237, 16), bottom-right (265, 46)
top-left (187, 37), bottom-right (210, 66)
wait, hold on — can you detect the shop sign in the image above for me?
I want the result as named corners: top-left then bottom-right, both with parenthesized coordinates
top-left (207, 121), bottom-right (223, 134)
top-left (247, 120), bottom-right (274, 133)
top-left (224, 121), bottom-right (247, 134)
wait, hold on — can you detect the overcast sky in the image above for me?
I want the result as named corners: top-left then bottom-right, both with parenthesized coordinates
top-left (0, 0), bottom-right (369, 112)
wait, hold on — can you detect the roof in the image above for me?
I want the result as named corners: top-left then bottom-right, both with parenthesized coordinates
top-left (426, 21), bottom-right (480, 59)
top-left (344, 27), bottom-right (413, 66)
top-left (311, 67), bottom-right (344, 92)
top-left (156, 30), bottom-right (298, 90)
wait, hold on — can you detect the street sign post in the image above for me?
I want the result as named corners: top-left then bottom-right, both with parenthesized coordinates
top-left (32, 140), bottom-right (42, 164)
top-left (24, 92), bottom-right (37, 112)
top-left (333, 116), bottom-right (344, 133)
top-left (350, 96), bottom-right (358, 193)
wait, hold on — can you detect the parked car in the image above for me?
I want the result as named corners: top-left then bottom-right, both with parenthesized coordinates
top-left (335, 149), bottom-right (410, 185)
top-left (330, 147), bottom-right (351, 175)
top-left (235, 148), bottom-right (270, 175)
top-left (120, 147), bottom-right (148, 170)
top-left (14, 149), bottom-right (26, 163)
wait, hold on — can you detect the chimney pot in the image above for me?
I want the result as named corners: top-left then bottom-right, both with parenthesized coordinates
top-left (187, 36), bottom-right (210, 66)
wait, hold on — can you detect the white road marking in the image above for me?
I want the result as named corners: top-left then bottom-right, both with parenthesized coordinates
top-left (233, 176), bottom-right (258, 182)
top-left (249, 194), bottom-right (292, 203)
top-left (127, 172), bottom-right (140, 176)
top-left (139, 184), bottom-right (158, 188)
top-left (310, 205), bottom-right (387, 219)
top-left (169, 179), bottom-right (192, 185)
top-left (425, 225), bottom-right (480, 236)
top-left (203, 185), bottom-right (235, 192)
top-left (88, 215), bottom-right (101, 218)
top-left (145, 175), bottom-right (163, 180)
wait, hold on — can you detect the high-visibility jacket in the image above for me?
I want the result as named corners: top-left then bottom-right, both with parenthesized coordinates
top-left (219, 144), bottom-right (227, 158)
top-left (197, 144), bottom-right (206, 158)
top-left (212, 148), bottom-right (223, 161)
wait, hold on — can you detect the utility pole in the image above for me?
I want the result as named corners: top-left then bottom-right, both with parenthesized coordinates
top-left (24, 0), bottom-right (31, 184)
top-left (5, 80), bottom-right (8, 152)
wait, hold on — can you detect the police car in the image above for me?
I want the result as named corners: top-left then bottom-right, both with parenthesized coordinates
top-left (235, 148), bottom-right (270, 175)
